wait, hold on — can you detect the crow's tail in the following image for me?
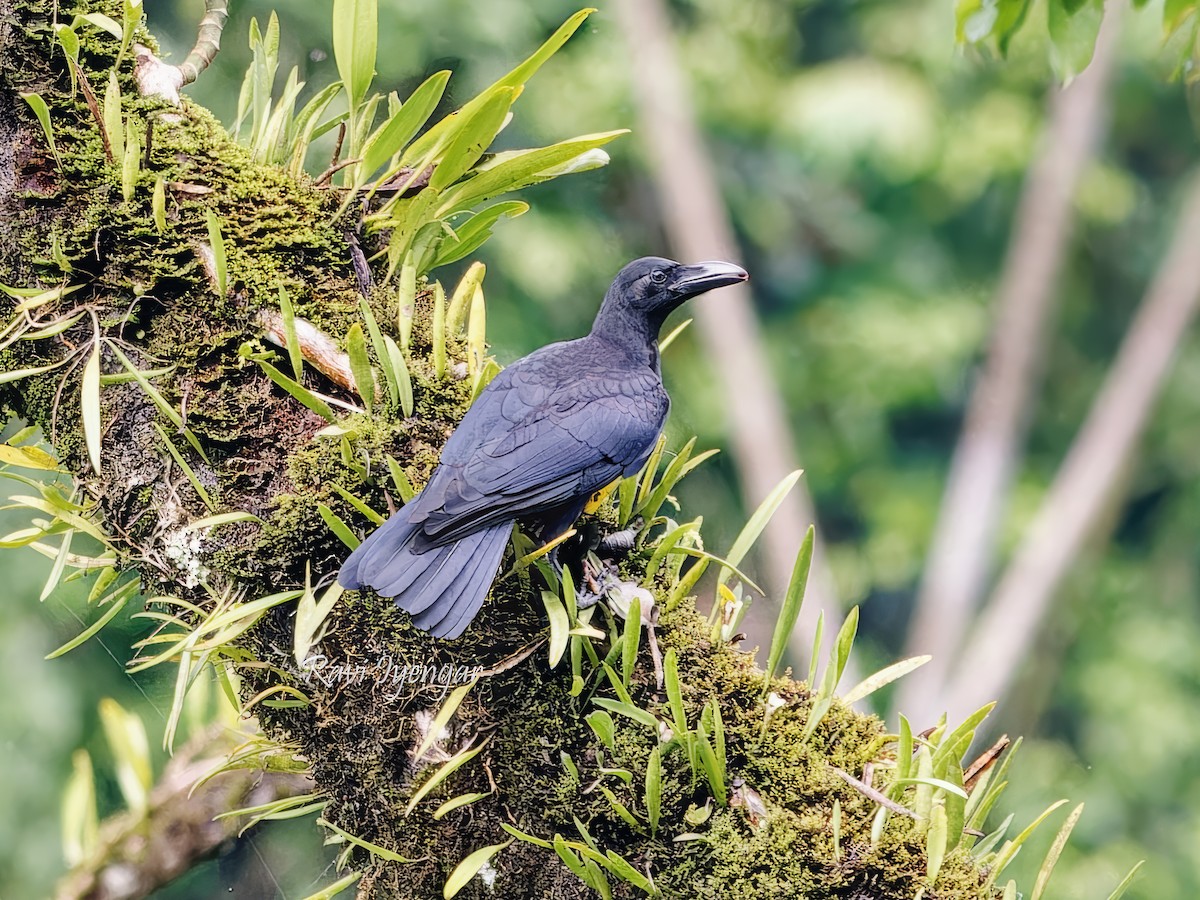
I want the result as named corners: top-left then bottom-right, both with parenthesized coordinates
top-left (337, 508), bottom-right (511, 639)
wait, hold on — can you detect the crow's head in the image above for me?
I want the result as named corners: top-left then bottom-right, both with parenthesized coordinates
top-left (597, 256), bottom-right (748, 340)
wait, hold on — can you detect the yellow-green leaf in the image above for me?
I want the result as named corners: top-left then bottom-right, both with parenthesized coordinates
top-left (81, 346), bottom-right (102, 476)
top-left (443, 839), bottom-right (512, 899)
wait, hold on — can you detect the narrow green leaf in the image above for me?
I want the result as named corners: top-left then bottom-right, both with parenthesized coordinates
top-left (592, 698), bottom-right (658, 732)
top-left (719, 470), bottom-right (803, 590)
top-left (500, 822), bottom-right (553, 849)
top-left (152, 423), bottom-right (214, 510)
top-left (103, 72), bottom-right (124, 164)
top-left (280, 286), bottom-right (303, 380)
top-left (46, 580), bottom-right (135, 658)
top-left (81, 344), bottom-right (102, 476)
top-left (438, 132), bottom-right (625, 214)
top-left (288, 82), bottom-right (343, 177)
top-left (345, 322), bottom-right (375, 413)
top-left (414, 678), bottom-right (478, 762)
top-left (183, 511), bottom-right (261, 532)
top-left (927, 803), bottom-right (948, 882)
top-left (152, 176), bottom-right (167, 231)
top-left (357, 298), bottom-right (391, 402)
top-left (397, 255), bottom-right (416, 348)
top-left (764, 524), bottom-right (814, 689)
top-left (205, 209), bottom-right (227, 297)
top-left (332, 0), bottom-right (377, 110)
top-left (807, 611), bottom-right (824, 686)
top-left (115, 0), bottom-right (142, 69)
top-left (121, 118), bottom-right (139, 201)
top-left (542, 590), bottom-right (570, 668)
top-left (696, 726), bottom-right (726, 806)
top-left (501, 9), bottom-right (595, 89)
top-left (664, 648), bottom-right (688, 735)
top-left (109, 343), bottom-right (210, 462)
top-left (432, 281), bottom-right (447, 378)
top-left (600, 848), bottom-right (655, 894)
top-left (645, 747), bottom-right (662, 837)
top-left (1105, 861), bottom-right (1146, 900)
top-left (842, 655), bottom-right (932, 706)
top-left (428, 87), bottom-right (515, 193)
top-left (467, 281), bottom-right (487, 375)
top-left (255, 358), bottom-right (336, 422)
top-left (434, 791), bottom-right (491, 820)
top-left (385, 456), bottom-right (416, 502)
top-left (1031, 803), bottom-right (1084, 900)
top-left (621, 594), bottom-right (641, 688)
top-left (294, 575), bottom-right (344, 665)
top-left (443, 839), bottom-right (512, 899)
top-left (828, 605), bottom-right (859, 693)
top-left (405, 738), bottom-right (490, 815)
top-left (330, 484), bottom-right (385, 525)
top-left (0, 443), bottom-right (60, 471)
top-left (319, 817), bottom-right (419, 862)
top-left (20, 92), bottom-right (63, 171)
top-left (383, 335), bottom-right (413, 416)
top-left (987, 800), bottom-right (1071, 886)
top-left (448, 262), bottom-right (485, 334)
top-left (554, 834), bottom-right (592, 881)
top-left (361, 70), bottom-right (451, 177)
top-left (585, 710), bottom-right (616, 750)
top-left (318, 503), bottom-right (360, 549)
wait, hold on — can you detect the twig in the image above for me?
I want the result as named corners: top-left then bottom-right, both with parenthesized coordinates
top-left (256, 308), bottom-right (357, 395)
top-left (898, 4), bottom-right (1122, 720)
top-left (71, 60), bottom-right (110, 162)
top-left (346, 230), bottom-right (373, 295)
top-left (828, 765), bottom-right (918, 819)
top-left (315, 157), bottom-right (361, 187)
top-left (133, 1), bottom-right (228, 104)
top-left (329, 123), bottom-right (347, 173)
top-left (943, 169), bottom-right (1200, 723)
top-left (177, 0), bottom-right (228, 87)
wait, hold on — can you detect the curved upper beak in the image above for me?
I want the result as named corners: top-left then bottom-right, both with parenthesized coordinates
top-left (669, 260), bottom-right (749, 297)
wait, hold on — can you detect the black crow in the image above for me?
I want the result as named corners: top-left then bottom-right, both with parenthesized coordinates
top-left (338, 256), bottom-right (748, 638)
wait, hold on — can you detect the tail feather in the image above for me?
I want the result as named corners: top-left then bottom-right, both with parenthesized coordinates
top-left (410, 527), bottom-right (510, 638)
top-left (337, 511), bottom-right (511, 639)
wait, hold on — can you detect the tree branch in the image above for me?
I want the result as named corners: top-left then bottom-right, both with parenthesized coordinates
top-left (56, 727), bottom-right (315, 900)
top-left (898, 5), bottom-right (1122, 720)
top-left (943, 168), bottom-right (1200, 723)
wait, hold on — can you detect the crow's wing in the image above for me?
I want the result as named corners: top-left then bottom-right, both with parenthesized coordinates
top-left (410, 342), bottom-right (667, 543)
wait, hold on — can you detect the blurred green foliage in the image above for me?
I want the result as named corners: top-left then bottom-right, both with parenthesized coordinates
top-left (6, 0), bottom-right (1200, 896)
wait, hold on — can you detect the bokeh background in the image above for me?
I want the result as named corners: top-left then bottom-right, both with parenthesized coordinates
top-left (4, 0), bottom-right (1197, 896)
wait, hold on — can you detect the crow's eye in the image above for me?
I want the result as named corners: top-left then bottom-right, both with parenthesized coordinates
top-left (649, 270), bottom-right (667, 285)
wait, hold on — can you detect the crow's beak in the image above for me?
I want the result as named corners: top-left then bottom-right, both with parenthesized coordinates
top-left (670, 261), bottom-right (749, 297)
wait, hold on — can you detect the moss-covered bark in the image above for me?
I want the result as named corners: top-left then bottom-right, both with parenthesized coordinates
top-left (2, 3), bottom-right (1005, 898)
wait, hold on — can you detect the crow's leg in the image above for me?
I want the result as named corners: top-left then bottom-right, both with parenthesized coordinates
top-left (576, 553), bottom-right (620, 609)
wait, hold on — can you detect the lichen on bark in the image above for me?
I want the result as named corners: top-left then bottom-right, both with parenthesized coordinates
top-left (1, 2), bottom-right (1010, 898)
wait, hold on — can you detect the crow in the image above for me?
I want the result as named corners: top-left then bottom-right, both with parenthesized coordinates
top-left (338, 256), bottom-right (748, 638)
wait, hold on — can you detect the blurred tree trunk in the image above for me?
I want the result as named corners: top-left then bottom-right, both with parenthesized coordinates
top-left (942, 170), bottom-right (1200, 723)
top-left (898, 6), bottom-right (1121, 722)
